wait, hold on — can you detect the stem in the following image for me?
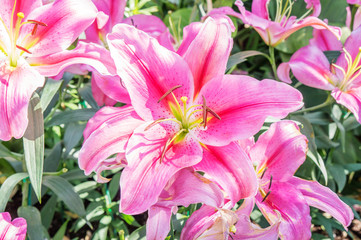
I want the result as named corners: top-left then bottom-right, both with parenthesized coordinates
top-left (350, 5), bottom-right (358, 32)
top-left (293, 95), bottom-right (334, 114)
top-left (268, 46), bottom-right (280, 81)
top-left (22, 178), bottom-right (29, 206)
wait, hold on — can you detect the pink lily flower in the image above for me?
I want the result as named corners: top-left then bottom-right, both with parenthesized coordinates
top-left (82, 0), bottom-right (174, 106)
top-left (0, 212), bottom-right (27, 240)
top-left (278, 26), bottom-right (361, 123)
top-left (246, 121), bottom-right (353, 239)
top-left (0, 0), bottom-right (100, 141)
top-left (348, 0), bottom-right (361, 4)
top-left (208, 0), bottom-right (340, 46)
top-left (146, 168), bottom-right (224, 239)
top-left (89, 16), bottom-right (303, 216)
top-left (180, 198), bottom-right (281, 240)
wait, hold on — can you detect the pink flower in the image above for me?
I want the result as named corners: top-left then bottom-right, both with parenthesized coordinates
top-left (246, 121), bottom-right (353, 239)
top-left (278, 26), bottom-right (361, 123)
top-left (180, 199), bottom-right (281, 240)
top-left (0, 0), bottom-right (100, 141)
top-left (78, 16), bottom-right (303, 215)
top-left (146, 168), bottom-right (224, 239)
top-left (348, 0), bottom-right (361, 4)
top-left (346, 6), bottom-right (361, 30)
top-left (0, 212), bottom-right (27, 240)
top-left (207, 0), bottom-right (340, 46)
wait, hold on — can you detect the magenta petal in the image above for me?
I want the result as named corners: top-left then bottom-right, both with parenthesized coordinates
top-left (277, 62), bottom-right (292, 84)
top-left (0, 212), bottom-right (27, 240)
top-left (256, 182), bottom-right (311, 240)
top-left (91, 75), bottom-right (117, 107)
top-left (1, 0), bottom-right (42, 29)
top-left (22, 0), bottom-right (97, 57)
top-left (250, 121), bottom-right (308, 181)
top-left (0, 59), bottom-right (45, 141)
top-left (107, 24), bottom-right (194, 121)
top-left (336, 26), bottom-right (361, 73)
top-left (28, 42), bottom-right (117, 77)
top-left (122, 14), bottom-right (175, 51)
top-left (120, 122), bottom-right (203, 214)
top-left (179, 17), bottom-right (233, 95)
top-left (290, 177), bottom-right (353, 228)
top-left (79, 106), bottom-right (144, 175)
top-left (332, 87), bottom-right (361, 123)
top-left (92, 72), bottom-right (130, 105)
top-left (251, 0), bottom-right (270, 19)
top-left (177, 22), bottom-right (203, 56)
top-left (309, 27), bottom-right (343, 51)
top-left (288, 45), bottom-right (336, 90)
top-left (158, 168), bottom-right (224, 208)
top-left (193, 75), bottom-right (303, 146)
top-left (146, 206), bottom-right (173, 240)
top-left (194, 142), bottom-right (257, 204)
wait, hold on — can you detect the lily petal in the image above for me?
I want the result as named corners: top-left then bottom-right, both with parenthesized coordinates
top-left (256, 182), bottom-right (311, 240)
top-left (91, 74), bottom-right (117, 107)
top-left (146, 206), bottom-right (173, 240)
top-left (79, 106), bottom-right (144, 175)
top-left (332, 87), bottom-right (361, 123)
top-left (194, 142), bottom-right (257, 204)
top-left (0, 58), bottom-right (44, 141)
top-left (179, 17), bottom-right (233, 96)
top-left (290, 177), bottom-right (353, 228)
top-left (1, 0), bottom-right (42, 29)
top-left (121, 122), bottom-right (203, 214)
top-left (250, 121), bottom-right (308, 181)
top-left (107, 24), bottom-right (194, 121)
top-left (23, 0), bottom-right (97, 57)
top-left (193, 75), bottom-right (303, 146)
top-left (0, 212), bottom-right (27, 240)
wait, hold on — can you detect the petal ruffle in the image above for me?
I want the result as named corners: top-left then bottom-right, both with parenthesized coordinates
top-left (0, 58), bottom-right (44, 141)
top-left (0, 212), bottom-right (27, 240)
top-left (121, 122), bottom-right (203, 214)
top-left (332, 87), bottom-right (361, 123)
top-left (193, 75), bottom-right (303, 146)
top-left (194, 142), bottom-right (257, 204)
top-left (290, 177), bottom-right (354, 228)
top-left (107, 24), bottom-right (194, 121)
top-left (250, 121), bottom-right (308, 181)
top-left (79, 106), bottom-right (144, 175)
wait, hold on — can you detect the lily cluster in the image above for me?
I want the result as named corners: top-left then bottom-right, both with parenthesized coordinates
top-left (0, 0), bottom-right (357, 239)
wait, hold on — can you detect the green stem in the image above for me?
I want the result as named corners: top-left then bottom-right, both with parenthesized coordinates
top-left (350, 5), bottom-right (358, 32)
top-left (22, 178), bottom-right (29, 206)
top-left (293, 95), bottom-right (334, 114)
top-left (268, 46), bottom-right (280, 81)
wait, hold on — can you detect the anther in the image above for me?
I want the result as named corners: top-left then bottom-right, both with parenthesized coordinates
top-left (261, 191), bottom-right (271, 202)
top-left (158, 85), bottom-right (182, 103)
top-left (207, 107), bottom-right (221, 120)
top-left (260, 167), bottom-right (268, 179)
top-left (144, 118), bottom-right (166, 131)
top-left (31, 24), bottom-right (38, 35)
top-left (16, 45), bottom-right (31, 54)
top-left (27, 20), bottom-right (48, 27)
top-left (160, 137), bottom-right (172, 163)
top-left (268, 175), bottom-right (273, 190)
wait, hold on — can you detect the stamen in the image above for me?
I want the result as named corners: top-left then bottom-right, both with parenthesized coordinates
top-left (160, 137), bottom-right (172, 163)
top-left (16, 45), bottom-right (31, 54)
top-left (27, 19), bottom-right (47, 27)
top-left (268, 175), bottom-right (273, 190)
top-left (144, 118), bottom-right (166, 131)
top-left (260, 167), bottom-right (268, 179)
top-left (207, 107), bottom-right (221, 120)
top-left (17, 12), bottom-right (25, 19)
top-left (202, 95), bottom-right (208, 127)
top-left (261, 191), bottom-right (271, 202)
top-left (31, 24), bottom-right (38, 35)
top-left (158, 85), bottom-right (182, 103)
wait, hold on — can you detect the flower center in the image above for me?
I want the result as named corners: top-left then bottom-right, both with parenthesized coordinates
top-left (0, 0), bottom-right (47, 67)
top-left (145, 85), bottom-right (221, 162)
top-left (332, 47), bottom-right (361, 91)
top-left (257, 165), bottom-right (272, 202)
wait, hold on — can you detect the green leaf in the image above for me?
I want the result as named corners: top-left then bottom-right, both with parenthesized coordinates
top-left (64, 122), bottom-right (86, 158)
top-left (53, 220), bottom-right (69, 240)
top-left (0, 172), bottom-right (28, 212)
top-left (0, 142), bottom-right (22, 161)
top-left (23, 93), bottom-right (44, 202)
top-left (226, 51), bottom-right (269, 71)
top-left (344, 163), bottom-right (361, 173)
top-left (324, 51), bottom-right (341, 64)
top-left (328, 164), bottom-right (346, 192)
top-left (40, 78), bottom-right (63, 112)
top-left (43, 175), bottom-right (86, 218)
top-left (93, 216), bottom-right (112, 240)
top-left (109, 173), bottom-right (121, 200)
top-left (43, 142), bottom-right (62, 172)
top-left (128, 226), bottom-right (146, 240)
top-left (41, 195), bottom-right (58, 229)
top-left (18, 206), bottom-right (50, 240)
top-left (307, 151), bottom-right (328, 184)
top-left (45, 109), bottom-right (97, 127)
top-left (79, 84), bottom-right (99, 109)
